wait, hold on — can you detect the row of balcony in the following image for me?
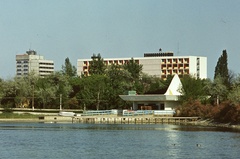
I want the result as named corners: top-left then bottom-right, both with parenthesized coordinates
top-left (161, 74), bottom-right (186, 79)
top-left (16, 64), bottom-right (28, 68)
top-left (161, 58), bottom-right (189, 64)
top-left (39, 62), bottom-right (54, 66)
top-left (39, 70), bottom-right (54, 74)
top-left (39, 67), bottom-right (54, 70)
top-left (162, 67), bottom-right (189, 70)
top-left (162, 70), bottom-right (189, 75)
top-left (17, 69), bottom-right (28, 72)
top-left (17, 73), bottom-right (28, 76)
top-left (83, 60), bottom-right (139, 66)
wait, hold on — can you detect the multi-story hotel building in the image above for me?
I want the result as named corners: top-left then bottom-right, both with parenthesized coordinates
top-left (16, 50), bottom-right (54, 77)
top-left (77, 50), bottom-right (207, 79)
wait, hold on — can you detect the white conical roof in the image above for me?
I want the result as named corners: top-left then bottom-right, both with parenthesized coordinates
top-left (164, 74), bottom-right (182, 95)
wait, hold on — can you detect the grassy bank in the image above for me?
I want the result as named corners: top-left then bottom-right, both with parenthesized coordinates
top-left (0, 113), bottom-right (40, 119)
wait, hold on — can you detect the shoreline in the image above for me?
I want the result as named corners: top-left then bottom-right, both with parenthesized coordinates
top-left (0, 116), bottom-right (239, 130)
top-left (188, 119), bottom-right (240, 130)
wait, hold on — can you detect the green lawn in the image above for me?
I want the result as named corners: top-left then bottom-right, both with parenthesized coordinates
top-left (0, 113), bottom-right (40, 119)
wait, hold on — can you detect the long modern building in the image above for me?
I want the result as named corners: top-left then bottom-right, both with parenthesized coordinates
top-left (16, 50), bottom-right (54, 77)
top-left (77, 50), bottom-right (207, 79)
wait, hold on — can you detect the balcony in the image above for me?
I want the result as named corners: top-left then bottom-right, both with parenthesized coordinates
top-left (178, 59), bottom-right (183, 63)
top-left (184, 58), bottom-right (189, 63)
top-left (167, 59), bottom-right (172, 64)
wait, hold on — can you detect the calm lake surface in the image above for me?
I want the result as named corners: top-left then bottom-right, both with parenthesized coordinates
top-left (0, 123), bottom-right (239, 159)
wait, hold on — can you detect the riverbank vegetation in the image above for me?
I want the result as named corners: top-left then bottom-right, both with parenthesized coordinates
top-left (0, 50), bottom-right (240, 124)
top-left (176, 50), bottom-right (240, 124)
top-left (0, 112), bottom-right (39, 119)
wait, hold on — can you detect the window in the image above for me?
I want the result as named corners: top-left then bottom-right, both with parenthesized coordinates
top-left (184, 58), bottom-right (189, 63)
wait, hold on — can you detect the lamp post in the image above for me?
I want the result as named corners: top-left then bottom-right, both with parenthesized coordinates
top-left (32, 84), bottom-right (34, 111)
top-left (60, 94), bottom-right (62, 111)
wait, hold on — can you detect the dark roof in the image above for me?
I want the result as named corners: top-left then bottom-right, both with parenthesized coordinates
top-left (144, 87), bottom-right (168, 95)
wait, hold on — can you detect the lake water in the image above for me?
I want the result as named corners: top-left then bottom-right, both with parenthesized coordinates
top-left (0, 123), bottom-right (239, 159)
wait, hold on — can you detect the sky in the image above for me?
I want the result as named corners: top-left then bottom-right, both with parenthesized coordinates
top-left (0, 0), bottom-right (240, 79)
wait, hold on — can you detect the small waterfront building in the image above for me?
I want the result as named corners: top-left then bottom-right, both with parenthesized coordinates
top-left (119, 74), bottom-right (182, 114)
top-left (16, 50), bottom-right (54, 77)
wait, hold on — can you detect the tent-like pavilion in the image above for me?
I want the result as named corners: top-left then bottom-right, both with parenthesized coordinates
top-left (119, 74), bottom-right (182, 112)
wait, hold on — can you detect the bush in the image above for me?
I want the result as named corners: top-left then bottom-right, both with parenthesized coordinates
top-left (213, 101), bottom-right (240, 124)
top-left (176, 99), bottom-right (212, 118)
top-left (3, 108), bottom-right (13, 113)
top-left (2, 102), bottom-right (13, 113)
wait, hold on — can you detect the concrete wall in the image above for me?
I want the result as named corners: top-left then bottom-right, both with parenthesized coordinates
top-left (164, 101), bottom-right (179, 110)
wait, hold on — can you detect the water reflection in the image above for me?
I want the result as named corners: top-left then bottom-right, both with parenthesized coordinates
top-left (172, 124), bottom-right (240, 133)
top-left (0, 123), bottom-right (239, 159)
top-left (0, 123), bottom-right (240, 133)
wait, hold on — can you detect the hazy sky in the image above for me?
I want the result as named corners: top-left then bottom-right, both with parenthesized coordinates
top-left (1, 0), bottom-right (240, 79)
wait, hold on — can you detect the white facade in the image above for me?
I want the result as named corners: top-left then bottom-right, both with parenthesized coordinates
top-left (77, 52), bottom-right (207, 79)
top-left (16, 50), bottom-right (54, 77)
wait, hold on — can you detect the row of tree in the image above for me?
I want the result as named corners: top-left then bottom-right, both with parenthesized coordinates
top-left (0, 50), bottom-right (239, 123)
top-left (0, 55), bottom-right (170, 110)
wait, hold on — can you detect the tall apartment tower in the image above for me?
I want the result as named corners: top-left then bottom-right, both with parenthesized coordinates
top-left (77, 50), bottom-right (207, 79)
top-left (16, 50), bottom-right (54, 77)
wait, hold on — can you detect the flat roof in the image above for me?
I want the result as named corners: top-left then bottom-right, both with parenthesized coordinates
top-left (78, 56), bottom-right (207, 62)
top-left (119, 95), bottom-right (180, 102)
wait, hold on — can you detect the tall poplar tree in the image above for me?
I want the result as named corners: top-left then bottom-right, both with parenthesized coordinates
top-left (62, 57), bottom-right (77, 77)
top-left (214, 49), bottom-right (230, 88)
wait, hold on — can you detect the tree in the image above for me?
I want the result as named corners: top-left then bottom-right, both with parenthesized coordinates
top-left (61, 57), bottom-right (77, 77)
top-left (34, 72), bottom-right (71, 109)
top-left (179, 75), bottom-right (207, 103)
top-left (204, 75), bottom-right (228, 105)
top-left (123, 58), bottom-right (142, 80)
top-left (228, 69), bottom-right (236, 88)
top-left (0, 74), bottom-right (38, 109)
top-left (68, 77), bottom-right (81, 98)
top-left (0, 78), bottom-right (4, 107)
top-left (1, 79), bottom-right (19, 108)
top-left (214, 49), bottom-right (230, 88)
top-left (122, 58), bottom-right (143, 93)
top-left (35, 78), bottom-right (57, 109)
top-left (228, 74), bottom-right (240, 104)
top-left (228, 86), bottom-right (240, 105)
top-left (49, 72), bottom-right (72, 108)
top-left (14, 76), bottom-right (32, 108)
top-left (77, 74), bottom-right (108, 110)
top-left (88, 53), bottom-right (106, 75)
top-left (105, 64), bottom-right (132, 109)
top-left (142, 74), bottom-right (166, 94)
